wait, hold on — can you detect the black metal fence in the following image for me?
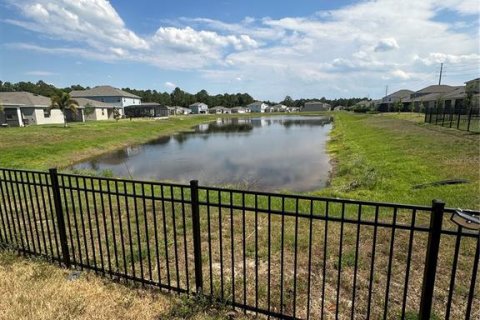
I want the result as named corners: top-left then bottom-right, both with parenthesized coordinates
top-left (424, 105), bottom-right (480, 133)
top-left (0, 167), bottom-right (478, 319)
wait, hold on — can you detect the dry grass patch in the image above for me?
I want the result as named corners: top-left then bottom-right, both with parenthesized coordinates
top-left (0, 250), bottom-right (251, 320)
top-left (0, 250), bottom-right (171, 320)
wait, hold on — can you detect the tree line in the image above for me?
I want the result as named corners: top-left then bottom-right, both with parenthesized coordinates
top-left (0, 80), bottom-right (368, 108)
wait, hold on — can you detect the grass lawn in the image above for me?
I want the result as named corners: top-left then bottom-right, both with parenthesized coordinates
top-left (0, 249), bottom-right (251, 320)
top-left (0, 112), bottom-right (478, 319)
top-left (319, 112), bottom-right (479, 209)
top-left (1, 112), bottom-right (478, 208)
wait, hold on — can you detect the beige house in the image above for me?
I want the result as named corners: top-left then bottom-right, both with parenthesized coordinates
top-left (75, 98), bottom-right (116, 121)
top-left (0, 92), bottom-right (65, 127)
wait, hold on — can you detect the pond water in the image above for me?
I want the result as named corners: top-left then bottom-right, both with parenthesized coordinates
top-left (72, 115), bottom-right (333, 192)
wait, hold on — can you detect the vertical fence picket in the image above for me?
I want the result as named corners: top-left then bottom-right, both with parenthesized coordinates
top-left (0, 169), bottom-right (479, 320)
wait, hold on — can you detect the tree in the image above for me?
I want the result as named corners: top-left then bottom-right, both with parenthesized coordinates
top-left (393, 98), bottom-right (403, 112)
top-left (113, 108), bottom-right (121, 121)
top-left (281, 95), bottom-right (294, 107)
top-left (84, 102), bottom-right (95, 119)
top-left (50, 92), bottom-right (79, 127)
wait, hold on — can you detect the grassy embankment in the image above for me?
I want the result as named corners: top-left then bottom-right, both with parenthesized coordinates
top-left (1, 112), bottom-right (478, 208)
top-left (319, 112), bottom-right (479, 209)
top-left (0, 112), bottom-right (478, 319)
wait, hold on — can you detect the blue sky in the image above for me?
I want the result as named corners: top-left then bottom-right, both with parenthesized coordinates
top-left (0, 0), bottom-right (479, 101)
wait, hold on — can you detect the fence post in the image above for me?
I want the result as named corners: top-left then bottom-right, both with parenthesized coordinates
top-left (49, 168), bottom-right (70, 268)
top-left (190, 180), bottom-right (203, 294)
top-left (424, 107), bottom-right (428, 123)
top-left (466, 106), bottom-right (473, 132)
top-left (419, 199), bottom-right (444, 320)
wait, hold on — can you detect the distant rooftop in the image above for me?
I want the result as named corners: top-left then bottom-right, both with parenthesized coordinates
top-left (0, 91), bottom-right (50, 106)
top-left (415, 85), bottom-right (460, 94)
top-left (70, 85), bottom-right (140, 99)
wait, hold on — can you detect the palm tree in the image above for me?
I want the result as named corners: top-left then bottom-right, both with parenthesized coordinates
top-left (50, 92), bottom-right (79, 127)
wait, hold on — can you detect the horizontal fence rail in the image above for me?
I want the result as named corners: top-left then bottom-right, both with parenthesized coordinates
top-left (0, 167), bottom-right (478, 319)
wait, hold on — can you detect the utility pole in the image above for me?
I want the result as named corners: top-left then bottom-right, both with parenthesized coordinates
top-left (385, 85), bottom-right (389, 97)
top-left (438, 63), bottom-right (443, 85)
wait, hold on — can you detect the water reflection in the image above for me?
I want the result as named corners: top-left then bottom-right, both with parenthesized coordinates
top-left (72, 116), bottom-right (333, 192)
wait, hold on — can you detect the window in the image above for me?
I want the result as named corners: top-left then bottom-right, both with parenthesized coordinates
top-left (117, 98), bottom-right (121, 102)
top-left (6, 114), bottom-right (13, 120)
top-left (43, 108), bottom-right (51, 118)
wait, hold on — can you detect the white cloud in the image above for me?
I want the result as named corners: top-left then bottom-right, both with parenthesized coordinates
top-left (4, 0), bottom-right (480, 99)
top-left (165, 81), bottom-right (176, 89)
top-left (25, 70), bottom-right (57, 76)
top-left (374, 38), bottom-right (399, 52)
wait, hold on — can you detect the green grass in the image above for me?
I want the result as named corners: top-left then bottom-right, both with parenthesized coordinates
top-left (1, 112), bottom-right (479, 319)
top-left (316, 112), bottom-right (479, 209)
top-left (1, 112), bottom-right (478, 208)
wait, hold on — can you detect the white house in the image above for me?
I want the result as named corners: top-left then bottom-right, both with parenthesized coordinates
top-left (70, 85), bottom-right (141, 116)
top-left (0, 92), bottom-right (65, 127)
top-left (273, 104), bottom-right (288, 112)
top-left (75, 98), bottom-right (116, 121)
top-left (247, 101), bottom-right (269, 113)
top-left (189, 102), bottom-right (209, 114)
top-left (209, 106), bottom-right (230, 114)
top-left (231, 107), bottom-right (247, 114)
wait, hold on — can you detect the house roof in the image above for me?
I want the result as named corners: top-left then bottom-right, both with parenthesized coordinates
top-left (70, 86), bottom-right (140, 98)
top-left (443, 86), bottom-right (466, 99)
top-left (0, 91), bottom-right (51, 107)
top-left (75, 97), bottom-right (115, 108)
top-left (412, 92), bottom-right (443, 102)
top-left (189, 102), bottom-right (208, 107)
top-left (415, 85), bottom-right (459, 94)
top-left (304, 101), bottom-right (330, 106)
top-left (382, 90), bottom-right (413, 101)
top-left (231, 106), bottom-right (246, 110)
top-left (247, 101), bottom-right (265, 107)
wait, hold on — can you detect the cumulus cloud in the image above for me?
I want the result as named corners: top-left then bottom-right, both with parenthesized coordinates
top-left (4, 0), bottom-right (480, 99)
top-left (374, 38), bottom-right (400, 52)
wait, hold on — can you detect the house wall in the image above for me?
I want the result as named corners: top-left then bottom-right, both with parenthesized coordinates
top-left (302, 103), bottom-right (330, 111)
top-left (249, 103), bottom-right (267, 112)
top-left (34, 108), bottom-right (65, 125)
top-left (95, 108), bottom-right (110, 120)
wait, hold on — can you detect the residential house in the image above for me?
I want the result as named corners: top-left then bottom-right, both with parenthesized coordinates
top-left (0, 92), bottom-right (65, 127)
top-left (408, 85), bottom-right (461, 111)
top-left (247, 101), bottom-right (269, 113)
top-left (287, 106), bottom-right (301, 112)
top-left (273, 104), bottom-right (288, 112)
top-left (124, 102), bottom-right (169, 118)
top-left (70, 98), bottom-right (116, 121)
top-left (70, 85), bottom-right (141, 116)
top-left (189, 102), bottom-right (209, 114)
top-left (302, 101), bottom-right (331, 112)
top-left (231, 107), bottom-right (248, 114)
top-left (265, 106), bottom-right (276, 113)
top-left (170, 106), bottom-right (192, 115)
top-left (209, 106), bottom-right (230, 114)
top-left (376, 90), bottom-right (413, 112)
